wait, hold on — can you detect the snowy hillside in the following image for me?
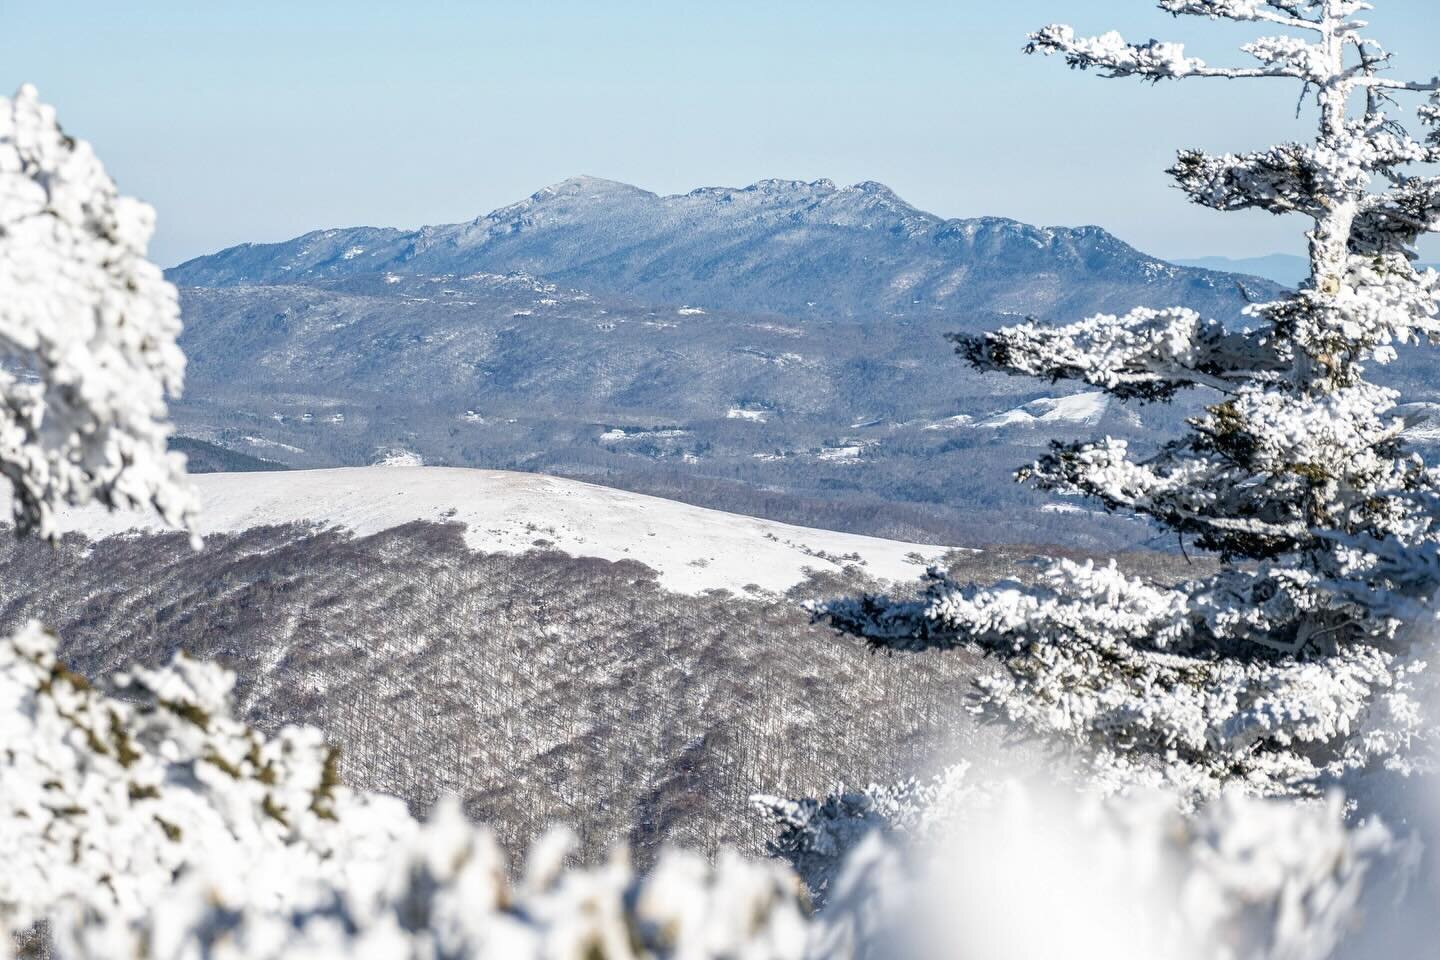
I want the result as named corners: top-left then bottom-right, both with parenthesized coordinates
top-left (11, 477), bottom-right (1196, 876)
top-left (56, 466), bottom-right (953, 594)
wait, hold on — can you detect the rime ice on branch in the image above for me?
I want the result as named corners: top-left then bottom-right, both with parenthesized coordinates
top-left (820, 1), bottom-right (1440, 797)
top-left (0, 86), bottom-right (196, 540)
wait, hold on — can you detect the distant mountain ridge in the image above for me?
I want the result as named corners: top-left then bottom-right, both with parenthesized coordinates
top-left (1172, 255), bottom-right (1316, 288)
top-left (1175, 253), bottom-right (1440, 288)
top-left (169, 175), bottom-right (1278, 322)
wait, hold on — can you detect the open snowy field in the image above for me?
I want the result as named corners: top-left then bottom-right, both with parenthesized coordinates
top-left (55, 466), bottom-right (955, 594)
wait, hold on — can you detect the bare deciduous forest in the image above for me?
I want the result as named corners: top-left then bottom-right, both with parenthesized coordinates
top-left (0, 522), bottom-right (1200, 865)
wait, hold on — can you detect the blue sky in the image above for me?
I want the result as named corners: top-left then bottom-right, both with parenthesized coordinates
top-left (5, 0), bottom-right (1439, 266)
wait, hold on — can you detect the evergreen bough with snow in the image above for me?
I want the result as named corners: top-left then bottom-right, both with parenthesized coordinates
top-left (0, 85), bottom-right (196, 540)
top-left (820, 0), bottom-right (1440, 798)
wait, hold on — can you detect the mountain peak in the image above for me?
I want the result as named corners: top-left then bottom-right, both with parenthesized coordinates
top-left (846, 180), bottom-right (900, 198)
top-left (533, 175), bottom-right (650, 199)
top-left (747, 178), bottom-right (836, 193)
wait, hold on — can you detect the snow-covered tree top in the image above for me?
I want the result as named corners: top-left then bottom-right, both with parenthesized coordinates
top-left (0, 85), bottom-right (195, 540)
top-left (1005, 0), bottom-right (1440, 577)
top-left (1031, 2), bottom-right (1439, 92)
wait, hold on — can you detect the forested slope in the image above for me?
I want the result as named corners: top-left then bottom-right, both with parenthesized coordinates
top-left (0, 520), bottom-right (1198, 865)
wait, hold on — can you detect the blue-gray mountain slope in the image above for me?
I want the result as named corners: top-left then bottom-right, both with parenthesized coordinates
top-left (169, 176), bottom-right (1277, 323)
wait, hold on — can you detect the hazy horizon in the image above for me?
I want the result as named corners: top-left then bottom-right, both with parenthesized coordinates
top-left (7, 0), bottom-right (1439, 267)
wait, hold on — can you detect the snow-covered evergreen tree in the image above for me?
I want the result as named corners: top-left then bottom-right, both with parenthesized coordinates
top-left (0, 85), bottom-right (196, 540)
top-left (820, 1), bottom-right (1440, 797)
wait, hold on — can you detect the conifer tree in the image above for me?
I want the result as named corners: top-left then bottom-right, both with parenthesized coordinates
top-left (0, 85), bottom-right (196, 540)
top-left (822, 0), bottom-right (1440, 797)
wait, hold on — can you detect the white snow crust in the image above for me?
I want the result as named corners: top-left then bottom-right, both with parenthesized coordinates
top-left (978, 392), bottom-right (1109, 428)
top-left (54, 466), bottom-right (952, 595)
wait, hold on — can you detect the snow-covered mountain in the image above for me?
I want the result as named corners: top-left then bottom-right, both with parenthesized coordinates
top-left (164, 180), bottom-right (1287, 550)
top-left (169, 176), bottom-right (1278, 322)
top-left (56, 466), bottom-right (951, 595)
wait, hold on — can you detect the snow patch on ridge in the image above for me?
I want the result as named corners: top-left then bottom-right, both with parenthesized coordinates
top-left (923, 414), bottom-right (974, 431)
top-left (54, 467), bottom-right (953, 595)
top-left (979, 392), bottom-right (1109, 429)
top-left (244, 436), bottom-right (304, 454)
top-left (375, 449), bottom-right (423, 467)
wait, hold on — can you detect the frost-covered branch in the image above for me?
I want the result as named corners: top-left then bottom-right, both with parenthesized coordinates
top-left (815, 561), bottom-right (1427, 797)
top-left (1359, 75), bottom-right (1440, 94)
top-left (751, 764), bottom-right (978, 905)
top-left (954, 307), bottom-right (1285, 400)
top-left (1026, 25), bottom-right (1305, 81)
top-left (1354, 183), bottom-right (1440, 256)
top-left (1420, 92), bottom-right (1440, 146)
top-left (1158, 1), bottom-right (1324, 31)
top-left (1169, 125), bottom-right (1433, 221)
